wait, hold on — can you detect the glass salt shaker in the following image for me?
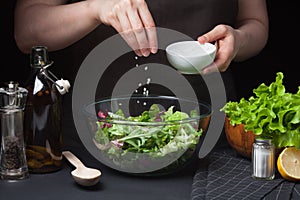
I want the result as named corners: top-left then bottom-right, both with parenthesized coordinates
top-left (252, 137), bottom-right (275, 180)
top-left (0, 81), bottom-right (29, 180)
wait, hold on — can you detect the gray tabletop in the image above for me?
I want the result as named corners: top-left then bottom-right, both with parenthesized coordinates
top-left (0, 93), bottom-right (198, 200)
top-left (0, 148), bottom-right (198, 200)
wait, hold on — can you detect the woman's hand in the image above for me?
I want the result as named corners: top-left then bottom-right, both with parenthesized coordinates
top-left (197, 24), bottom-right (245, 74)
top-left (197, 0), bottom-right (268, 75)
top-left (94, 0), bottom-right (158, 57)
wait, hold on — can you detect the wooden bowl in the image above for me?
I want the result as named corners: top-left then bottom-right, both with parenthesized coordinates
top-left (224, 116), bottom-right (255, 159)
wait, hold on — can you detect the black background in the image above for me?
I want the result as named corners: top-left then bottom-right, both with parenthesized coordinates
top-left (1, 1), bottom-right (298, 99)
top-left (0, 2), bottom-right (299, 200)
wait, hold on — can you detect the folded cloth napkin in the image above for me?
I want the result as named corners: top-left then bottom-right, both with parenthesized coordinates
top-left (190, 148), bottom-right (299, 200)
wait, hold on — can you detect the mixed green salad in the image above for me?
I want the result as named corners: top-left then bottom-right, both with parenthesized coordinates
top-left (93, 104), bottom-right (202, 172)
top-left (221, 72), bottom-right (300, 148)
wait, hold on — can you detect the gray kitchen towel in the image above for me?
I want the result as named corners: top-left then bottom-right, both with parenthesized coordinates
top-left (191, 148), bottom-right (298, 200)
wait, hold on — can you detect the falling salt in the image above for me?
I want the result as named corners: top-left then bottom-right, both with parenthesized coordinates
top-left (143, 102), bottom-right (147, 106)
top-left (132, 56), bottom-right (152, 99)
top-left (142, 88), bottom-right (149, 97)
top-left (146, 78), bottom-right (151, 84)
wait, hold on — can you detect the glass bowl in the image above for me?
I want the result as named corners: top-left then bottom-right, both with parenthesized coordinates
top-left (83, 95), bottom-right (211, 176)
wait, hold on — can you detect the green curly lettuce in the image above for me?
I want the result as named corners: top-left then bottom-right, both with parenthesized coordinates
top-left (220, 72), bottom-right (300, 148)
top-left (95, 104), bottom-right (202, 156)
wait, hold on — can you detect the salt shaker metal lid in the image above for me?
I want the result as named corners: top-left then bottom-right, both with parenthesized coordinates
top-left (254, 137), bottom-right (272, 145)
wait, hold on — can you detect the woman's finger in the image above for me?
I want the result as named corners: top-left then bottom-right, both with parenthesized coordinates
top-left (198, 25), bottom-right (230, 44)
top-left (127, 8), bottom-right (150, 56)
top-left (116, 9), bottom-right (143, 56)
top-left (138, 2), bottom-right (157, 54)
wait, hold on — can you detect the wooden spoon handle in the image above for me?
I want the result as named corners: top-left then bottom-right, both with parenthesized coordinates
top-left (62, 151), bottom-right (85, 168)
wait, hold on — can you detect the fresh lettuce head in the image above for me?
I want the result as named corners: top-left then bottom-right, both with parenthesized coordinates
top-left (220, 72), bottom-right (300, 148)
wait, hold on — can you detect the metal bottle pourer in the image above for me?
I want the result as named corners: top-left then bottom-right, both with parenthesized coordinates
top-left (39, 60), bottom-right (71, 95)
top-left (31, 46), bottom-right (71, 95)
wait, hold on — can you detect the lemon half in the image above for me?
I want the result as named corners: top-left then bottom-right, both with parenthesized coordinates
top-left (277, 147), bottom-right (300, 181)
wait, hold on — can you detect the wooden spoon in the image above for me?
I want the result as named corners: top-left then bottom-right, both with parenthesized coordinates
top-left (62, 151), bottom-right (101, 187)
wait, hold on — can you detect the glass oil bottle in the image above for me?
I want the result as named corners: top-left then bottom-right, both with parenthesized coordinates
top-left (23, 46), bottom-right (63, 173)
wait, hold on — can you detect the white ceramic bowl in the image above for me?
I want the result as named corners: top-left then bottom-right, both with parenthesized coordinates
top-left (166, 41), bottom-right (216, 74)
